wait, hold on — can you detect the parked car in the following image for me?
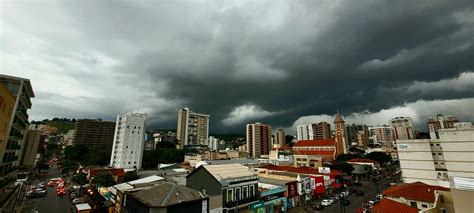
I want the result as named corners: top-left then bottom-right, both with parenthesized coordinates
top-left (341, 191), bottom-right (350, 197)
top-left (27, 190), bottom-right (47, 198)
top-left (72, 198), bottom-right (81, 204)
top-left (376, 194), bottom-right (383, 200)
top-left (321, 199), bottom-right (333, 206)
top-left (356, 190), bottom-right (365, 196)
top-left (47, 181), bottom-right (55, 187)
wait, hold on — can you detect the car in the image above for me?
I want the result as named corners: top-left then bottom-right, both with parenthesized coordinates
top-left (72, 198), bottom-right (81, 204)
top-left (376, 194), bottom-right (383, 199)
top-left (27, 190), bottom-right (47, 198)
top-left (356, 190), bottom-right (365, 196)
top-left (47, 181), bottom-right (55, 187)
top-left (390, 182), bottom-right (397, 186)
top-left (321, 199), bottom-right (333, 206)
top-left (341, 191), bottom-right (350, 197)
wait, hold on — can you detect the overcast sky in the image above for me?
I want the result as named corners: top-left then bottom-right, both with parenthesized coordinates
top-left (1, 0), bottom-right (473, 134)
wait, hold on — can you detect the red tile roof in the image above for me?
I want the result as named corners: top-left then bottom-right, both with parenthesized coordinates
top-left (372, 199), bottom-right (418, 213)
top-left (293, 139), bottom-right (335, 147)
top-left (382, 182), bottom-right (449, 202)
top-left (347, 158), bottom-right (378, 164)
top-left (258, 165), bottom-right (342, 176)
top-left (89, 168), bottom-right (126, 177)
top-left (293, 150), bottom-right (335, 156)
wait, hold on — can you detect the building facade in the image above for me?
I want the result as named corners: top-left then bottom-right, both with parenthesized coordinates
top-left (246, 122), bottom-right (272, 158)
top-left (73, 119), bottom-right (116, 151)
top-left (334, 112), bottom-right (348, 155)
top-left (110, 112), bottom-right (147, 170)
top-left (19, 129), bottom-right (40, 167)
top-left (296, 125), bottom-right (310, 141)
top-left (345, 124), bottom-right (369, 146)
top-left (177, 108), bottom-right (210, 148)
top-left (368, 126), bottom-right (395, 146)
top-left (310, 122), bottom-right (331, 140)
top-left (427, 115), bottom-right (458, 139)
top-left (0, 75), bottom-right (34, 182)
top-left (390, 117), bottom-right (415, 140)
top-left (274, 129), bottom-right (285, 148)
top-left (397, 122), bottom-right (474, 187)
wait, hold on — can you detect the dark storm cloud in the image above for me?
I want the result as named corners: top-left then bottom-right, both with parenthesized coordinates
top-left (2, 0), bottom-right (473, 133)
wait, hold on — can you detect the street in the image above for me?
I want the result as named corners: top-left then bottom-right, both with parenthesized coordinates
top-left (289, 175), bottom-right (396, 213)
top-left (21, 164), bottom-right (72, 213)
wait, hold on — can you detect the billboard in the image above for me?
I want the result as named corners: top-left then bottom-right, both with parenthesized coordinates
top-left (314, 176), bottom-right (325, 194)
top-left (318, 167), bottom-right (331, 174)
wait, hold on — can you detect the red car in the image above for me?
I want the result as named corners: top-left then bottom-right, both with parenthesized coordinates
top-left (47, 181), bottom-right (55, 187)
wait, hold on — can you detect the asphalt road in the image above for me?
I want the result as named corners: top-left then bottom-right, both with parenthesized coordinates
top-left (22, 164), bottom-right (72, 213)
top-left (289, 175), bottom-right (399, 213)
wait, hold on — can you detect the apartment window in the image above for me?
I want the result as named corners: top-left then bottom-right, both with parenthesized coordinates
top-left (421, 204), bottom-right (428, 208)
top-left (226, 189), bottom-right (233, 202)
top-left (127, 126), bottom-right (130, 128)
top-left (410, 202), bottom-right (417, 208)
top-left (438, 153), bottom-right (442, 155)
top-left (436, 144), bottom-right (440, 146)
top-left (132, 131), bottom-right (134, 134)
top-left (249, 185), bottom-right (255, 197)
top-left (128, 161), bottom-right (131, 164)
top-left (235, 187), bottom-right (241, 201)
top-left (430, 144), bottom-right (433, 146)
top-left (242, 186), bottom-right (248, 199)
top-left (434, 162), bottom-right (438, 164)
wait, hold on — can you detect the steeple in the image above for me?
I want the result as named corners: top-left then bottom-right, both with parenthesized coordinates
top-left (334, 110), bottom-right (344, 123)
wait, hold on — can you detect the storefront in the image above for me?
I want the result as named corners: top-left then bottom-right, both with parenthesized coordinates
top-left (261, 187), bottom-right (287, 213)
top-left (285, 181), bottom-right (299, 208)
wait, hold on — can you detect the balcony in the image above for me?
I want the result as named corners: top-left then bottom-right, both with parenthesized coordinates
top-left (6, 143), bottom-right (21, 150)
top-left (2, 155), bottom-right (18, 164)
top-left (224, 195), bottom-right (260, 208)
top-left (20, 93), bottom-right (32, 109)
top-left (15, 109), bottom-right (29, 120)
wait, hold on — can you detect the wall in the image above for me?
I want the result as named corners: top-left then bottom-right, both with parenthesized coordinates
top-left (186, 168), bottom-right (221, 196)
top-left (451, 188), bottom-right (474, 213)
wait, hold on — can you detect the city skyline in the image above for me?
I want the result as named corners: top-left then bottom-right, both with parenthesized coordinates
top-left (1, 1), bottom-right (473, 133)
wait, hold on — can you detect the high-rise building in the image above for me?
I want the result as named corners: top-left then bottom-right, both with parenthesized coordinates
top-left (246, 122), bottom-right (271, 158)
top-left (274, 129), bottom-right (285, 148)
top-left (176, 108), bottom-right (209, 148)
top-left (110, 112), bottom-right (147, 170)
top-left (397, 122), bottom-right (474, 188)
top-left (19, 129), bottom-right (40, 167)
top-left (345, 124), bottom-right (369, 146)
top-left (390, 117), bottom-right (415, 140)
top-left (310, 122), bottom-right (331, 140)
top-left (368, 126), bottom-right (395, 146)
top-left (0, 75), bottom-right (34, 182)
top-left (207, 136), bottom-right (219, 151)
top-left (427, 115), bottom-right (459, 139)
top-left (296, 125), bottom-right (310, 141)
top-left (73, 119), bottom-right (116, 151)
top-left (334, 112), bottom-right (348, 155)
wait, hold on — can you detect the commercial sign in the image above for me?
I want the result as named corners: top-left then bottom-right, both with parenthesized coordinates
top-left (398, 144), bottom-right (409, 149)
top-left (304, 178), bottom-right (312, 194)
top-left (318, 167), bottom-right (331, 174)
top-left (262, 191), bottom-right (285, 202)
top-left (314, 176), bottom-right (325, 194)
top-left (286, 181), bottom-right (298, 198)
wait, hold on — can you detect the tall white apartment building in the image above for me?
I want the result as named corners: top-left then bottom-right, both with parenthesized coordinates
top-left (397, 122), bottom-right (474, 188)
top-left (296, 125), bottom-right (311, 141)
top-left (208, 136), bottom-right (219, 151)
top-left (110, 112), bottom-right (147, 170)
top-left (177, 108), bottom-right (209, 148)
top-left (390, 117), bottom-right (415, 140)
top-left (274, 129), bottom-right (285, 148)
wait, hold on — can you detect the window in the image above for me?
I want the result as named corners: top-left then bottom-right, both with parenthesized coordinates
top-left (410, 202), bottom-right (417, 208)
top-left (422, 204), bottom-right (428, 208)
top-left (430, 144), bottom-right (433, 146)
top-left (432, 153), bottom-right (436, 155)
top-left (226, 189), bottom-right (233, 202)
top-left (235, 187), bottom-right (241, 201)
top-left (436, 144), bottom-right (440, 146)
top-left (434, 162), bottom-right (438, 164)
top-left (242, 186), bottom-right (248, 199)
top-left (438, 153), bottom-right (442, 155)
top-left (249, 185), bottom-right (255, 197)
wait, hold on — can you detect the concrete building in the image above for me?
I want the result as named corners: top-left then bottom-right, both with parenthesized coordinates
top-left (273, 129), bottom-right (285, 148)
top-left (368, 126), bottom-right (395, 146)
top-left (177, 108), bottom-right (210, 148)
top-left (449, 176), bottom-right (474, 213)
top-left (292, 140), bottom-right (336, 165)
top-left (345, 124), bottom-right (369, 146)
top-left (110, 112), bottom-right (147, 170)
top-left (390, 117), bottom-right (415, 140)
top-left (310, 122), bottom-right (331, 140)
top-left (208, 136), bottom-right (219, 151)
top-left (0, 75), bottom-right (34, 185)
top-left (186, 164), bottom-right (259, 213)
top-left (334, 112), bottom-right (348, 155)
top-left (73, 119), bottom-right (116, 151)
top-left (19, 130), bottom-right (40, 167)
top-left (427, 115), bottom-right (458, 139)
top-left (397, 122), bottom-right (474, 187)
top-left (62, 130), bottom-right (75, 146)
top-left (246, 122), bottom-right (272, 158)
top-left (296, 125), bottom-right (310, 141)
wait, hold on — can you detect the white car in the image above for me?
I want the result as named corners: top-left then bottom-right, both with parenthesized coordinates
top-left (321, 199), bottom-right (333, 206)
top-left (341, 191), bottom-right (350, 197)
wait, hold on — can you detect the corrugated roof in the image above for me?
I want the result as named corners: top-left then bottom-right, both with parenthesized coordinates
top-left (128, 175), bottom-right (164, 185)
top-left (202, 164), bottom-right (256, 182)
top-left (382, 182), bottom-right (449, 202)
top-left (293, 150), bottom-right (335, 156)
top-left (129, 181), bottom-right (206, 207)
top-left (372, 199), bottom-right (418, 213)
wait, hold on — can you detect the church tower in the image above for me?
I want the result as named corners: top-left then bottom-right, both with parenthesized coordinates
top-left (334, 111), bottom-right (348, 155)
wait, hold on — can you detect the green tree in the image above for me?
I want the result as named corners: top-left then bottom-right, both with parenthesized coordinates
top-left (36, 160), bottom-right (50, 172)
top-left (336, 153), bottom-right (363, 162)
top-left (156, 141), bottom-right (176, 149)
top-left (59, 159), bottom-right (79, 175)
top-left (367, 152), bottom-right (391, 164)
top-left (329, 163), bottom-right (354, 174)
top-left (92, 172), bottom-right (116, 187)
top-left (72, 172), bottom-right (88, 185)
top-left (82, 150), bottom-right (111, 166)
top-left (123, 171), bottom-right (139, 182)
top-left (63, 144), bottom-right (89, 162)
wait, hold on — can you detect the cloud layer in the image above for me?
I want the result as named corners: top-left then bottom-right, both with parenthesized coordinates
top-left (1, 0), bottom-right (473, 133)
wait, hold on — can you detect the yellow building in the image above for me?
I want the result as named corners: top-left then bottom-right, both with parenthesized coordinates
top-left (0, 83), bottom-right (15, 178)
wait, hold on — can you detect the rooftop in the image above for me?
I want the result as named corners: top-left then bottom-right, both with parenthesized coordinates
top-left (372, 198), bottom-right (418, 213)
top-left (382, 182), bottom-right (449, 202)
top-left (293, 150), bottom-right (335, 156)
top-left (293, 139), bottom-right (335, 147)
top-left (129, 181), bottom-right (206, 207)
top-left (199, 164), bottom-right (257, 182)
top-left (258, 165), bottom-right (342, 176)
